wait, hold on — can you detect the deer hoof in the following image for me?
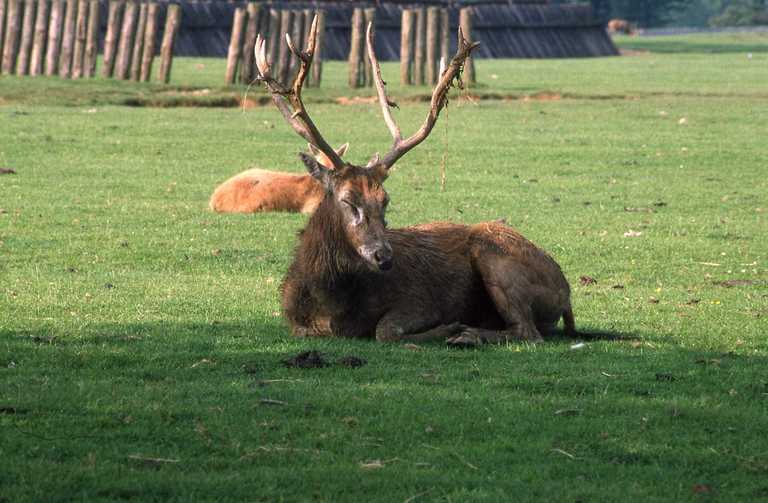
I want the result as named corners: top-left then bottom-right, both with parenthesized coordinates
top-left (446, 329), bottom-right (483, 349)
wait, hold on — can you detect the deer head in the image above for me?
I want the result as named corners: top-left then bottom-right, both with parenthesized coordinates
top-left (254, 17), bottom-right (478, 271)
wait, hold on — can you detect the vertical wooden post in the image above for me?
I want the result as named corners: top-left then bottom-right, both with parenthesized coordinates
top-left (0, 0), bottom-right (7, 64)
top-left (15, 0), bottom-right (35, 75)
top-left (83, 0), bottom-right (99, 77)
top-left (129, 1), bottom-right (146, 80)
top-left (425, 7), bottom-right (439, 85)
top-left (310, 9), bottom-right (324, 87)
top-left (29, 0), bottom-right (48, 76)
top-left (1, 0), bottom-right (20, 74)
top-left (239, 2), bottom-right (259, 84)
top-left (114, 0), bottom-right (137, 80)
top-left (363, 7), bottom-right (375, 87)
top-left (400, 9), bottom-right (414, 85)
top-left (266, 8), bottom-right (279, 74)
top-left (58, 0), bottom-right (76, 77)
top-left (301, 8), bottom-right (312, 85)
top-left (139, 1), bottom-right (157, 81)
top-left (71, 0), bottom-right (88, 78)
top-left (288, 7), bottom-right (303, 79)
top-left (44, 0), bottom-right (63, 75)
top-left (413, 7), bottom-right (425, 85)
top-left (439, 8), bottom-right (449, 69)
top-left (224, 6), bottom-right (245, 85)
top-left (157, 2), bottom-right (180, 83)
top-left (101, 0), bottom-right (123, 77)
top-left (459, 7), bottom-right (475, 85)
top-left (276, 9), bottom-right (292, 85)
top-left (347, 7), bottom-right (363, 88)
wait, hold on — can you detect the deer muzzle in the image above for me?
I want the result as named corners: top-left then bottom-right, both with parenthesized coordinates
top-left (358, 242), bottom-right (393, 272)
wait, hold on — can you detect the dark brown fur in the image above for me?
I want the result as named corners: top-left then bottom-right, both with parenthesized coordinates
top-left (281, 163), bottom-right (575, 347)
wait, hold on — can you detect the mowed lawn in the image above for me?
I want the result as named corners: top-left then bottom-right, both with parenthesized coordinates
top-left (1, 33), bottom-right (767, 501)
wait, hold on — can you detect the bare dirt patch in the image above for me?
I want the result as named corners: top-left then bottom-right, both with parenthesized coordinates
top-left (522, 92), bottom-right (562, 102)
top-left (283, 350), bottom-right (329, 369)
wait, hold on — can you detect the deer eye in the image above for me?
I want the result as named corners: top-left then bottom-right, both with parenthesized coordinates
top-left (343, 200), bottom-right (363, 225)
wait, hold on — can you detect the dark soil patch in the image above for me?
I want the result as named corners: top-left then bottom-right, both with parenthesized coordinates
top-left (283, 350), bottom-right (329, 369)
top-left (337, 356), bottom-right (367, 368)
top-left (0, 406), bottom-right (29, 415)
top-left (0, 168), bottom-right (16, 175)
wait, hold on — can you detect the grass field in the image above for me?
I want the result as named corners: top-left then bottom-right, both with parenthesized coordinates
top-left (1, 34), bottom-right (767, 501)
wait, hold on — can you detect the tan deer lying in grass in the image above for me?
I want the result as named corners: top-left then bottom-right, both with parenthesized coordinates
top-left (209, 143), bottom-right (349, 214)
top-left (254, 19), bottom-right (576, 347)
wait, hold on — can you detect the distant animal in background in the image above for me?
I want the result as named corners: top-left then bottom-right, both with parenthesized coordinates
top-left (208, 143), bottom-right (349, 214)
top-left (607, 19), bottom-right (636, 35)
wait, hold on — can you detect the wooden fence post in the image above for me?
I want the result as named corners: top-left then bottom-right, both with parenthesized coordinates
top-left (363, 7), bottom-right (375, 87)
top-left (0, 0), bottom-right (7, 63)
top-left (400, 9), bottom-right (414, 85)
top-left (301, 8), bottom-right (311, 84)
top-left (58, 0), bottom-right (76, 77)
top-left (266, 8), bottom-right (279, 74)
top-left (139, 1), bottom-right (157, 81)
top-left (15, 0), bottom-right (35, 75)
top-left (239, 2), bottom-right (259, 84)
top-left (276, 9), bottom-right (291, 85)
top-left (157, 3), bottom-right (180, 83)
top-left (29, 0), bottom-right (48, 76)
top-left (288, 8), bottom-right (303, 79)
top-left (101, 0), bottom-right (122, 77)
top-left (1, 0), bottom-right (21, 74)
top-left (310, 9), bottom-right (324, 87)
top-left (114, 0), bottom-right (137, 79)
top-left (413, 7), bottom-right (425, 85)
top-left (83, 0), bottom-right (98, 76)
top-left (224, 6), bottom-right (245, 85)
top-left (129, 1), bottom-right (146, 80)
top-left (71, 0), bottom-right (88, 78)
top-left (1, 0), bottom-right (22, 75)
top-left (439, 8), bottom-right (449, 70)
top-left (459, 7), bottom-right (475, 84)
top-left (425, 7), bottom-right (439, 85)
top-left (44, 0), bottom-right (63, 75)
top-left (347, 7), bottom-right (363, 88)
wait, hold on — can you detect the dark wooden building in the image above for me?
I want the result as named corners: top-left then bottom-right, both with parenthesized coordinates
top-left (164, 0), bottom-right (618, 59)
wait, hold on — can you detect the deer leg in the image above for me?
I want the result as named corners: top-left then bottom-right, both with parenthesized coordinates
top-left (450, 259), bottom-right (545, 348)
top-left (375, 312), bottom-right (465, 344)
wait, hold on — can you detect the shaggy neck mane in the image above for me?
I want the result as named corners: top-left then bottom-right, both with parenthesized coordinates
top-left (297, 193), bottom-right (361, 282)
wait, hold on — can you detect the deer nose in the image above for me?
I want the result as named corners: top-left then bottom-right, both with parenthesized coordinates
top-left (374, 247), bottom-right (393, 271)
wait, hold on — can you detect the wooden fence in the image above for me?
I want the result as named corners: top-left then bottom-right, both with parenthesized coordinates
top-left (398, 6), bottom-right (475, 87)
top-left (221, 4), bottom-right (473, 88)
top-left (225, 4), bottom-right (326, 87)
top-left (0, 0), bottom-right (182, 82)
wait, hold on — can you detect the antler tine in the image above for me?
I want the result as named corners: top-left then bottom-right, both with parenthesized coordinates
top-left (376, 28), bottom-right (480, 170)
top-left (366, 22), bottom-right (402, 148)
top-left (255, 14), bottom-right (344, 170)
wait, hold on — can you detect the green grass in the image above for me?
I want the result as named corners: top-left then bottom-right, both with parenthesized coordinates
top-left (614, 30), bottom-right (768, 54)
top-left (1, 33), bottom-right (767, 501)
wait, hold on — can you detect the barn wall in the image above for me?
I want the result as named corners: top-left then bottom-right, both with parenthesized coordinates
top-left (94, 1), bottom-right (618, 59)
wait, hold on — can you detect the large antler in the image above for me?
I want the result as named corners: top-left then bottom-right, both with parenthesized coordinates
top-left (254, 15), bottom-right (345, 170)
top-left (366, 23), bottom-right (479, 169)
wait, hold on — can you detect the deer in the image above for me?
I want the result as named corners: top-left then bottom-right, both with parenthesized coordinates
top-left (208, 143), bottom-right (349, 214)
top-left (253, 18), bottom-right (576, 347)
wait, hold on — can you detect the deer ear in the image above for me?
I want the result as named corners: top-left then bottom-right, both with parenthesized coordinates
top-left (335, 143), bottom-right (349, 157)
top-left (307, 143), bottom-right (320, 157)
top-left (299, 152), bottom-right (331, 187)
